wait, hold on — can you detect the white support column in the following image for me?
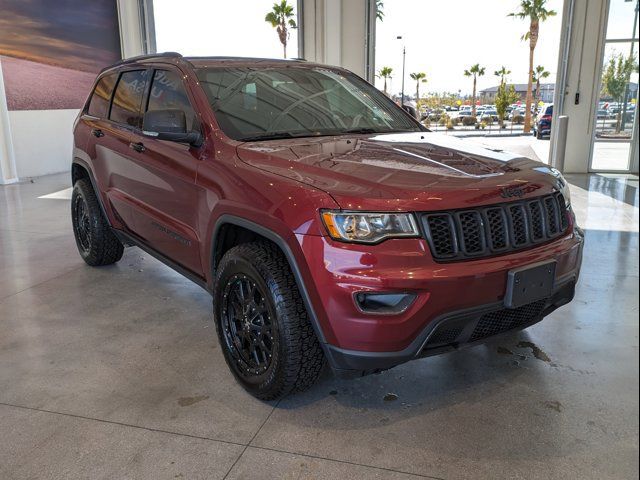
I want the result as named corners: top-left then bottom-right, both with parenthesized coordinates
top-left (552, 0), bottom-right (608, 173)
top-left (300, 0), bottom-right (372, 79)
top-left (116, 0), bottom-right (150, 58)
top-left (0, 59), bottom-right (18, 185)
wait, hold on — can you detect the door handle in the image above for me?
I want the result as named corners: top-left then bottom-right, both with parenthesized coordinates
top-left (129, 142), bottom-right (146, 153)
top-left (91, 128), bottom-right (104, 138)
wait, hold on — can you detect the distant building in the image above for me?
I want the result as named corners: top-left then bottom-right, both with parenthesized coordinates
top-left (479, 83), bottom-right (555, 103)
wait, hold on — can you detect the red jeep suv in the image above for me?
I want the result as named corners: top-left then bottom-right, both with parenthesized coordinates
top-left (71, 53), bottom-right (584, 399)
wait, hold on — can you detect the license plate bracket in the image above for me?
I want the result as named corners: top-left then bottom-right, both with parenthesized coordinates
top-left (504, 261), bottom-right (556, 309)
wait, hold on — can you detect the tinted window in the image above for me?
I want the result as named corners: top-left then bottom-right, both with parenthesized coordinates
top-left (110, 70), bottom-right (148, 128)
top-left (545, 105), bottom-right (553, 115)
top-left (196, 67), bottom-right (421, 141)
top-left (146, 70), bottom-right (196, 131)
top-left (87, 73), bottom-right (117, 118)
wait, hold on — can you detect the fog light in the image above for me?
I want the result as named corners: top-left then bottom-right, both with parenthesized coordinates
top-left (354, 292), bottom-right (416, 315)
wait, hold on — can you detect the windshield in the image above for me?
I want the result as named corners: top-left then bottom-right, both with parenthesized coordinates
top-left (196, 66), bottom-right (422, 141)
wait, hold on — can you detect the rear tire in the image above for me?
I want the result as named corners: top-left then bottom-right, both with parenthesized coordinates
top-left (71, 178), bottom-right (124, 266)
top-left (213, 242), bottom-right (325, 400)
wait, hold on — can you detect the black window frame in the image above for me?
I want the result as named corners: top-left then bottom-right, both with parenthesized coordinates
top-left (108, 68), bottom-right (152, 130)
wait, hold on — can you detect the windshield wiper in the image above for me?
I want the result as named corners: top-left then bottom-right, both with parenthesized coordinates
top-left (341, 128), bottom-right (379, 134)
top-left (238, 132), bottom-right (297, 142)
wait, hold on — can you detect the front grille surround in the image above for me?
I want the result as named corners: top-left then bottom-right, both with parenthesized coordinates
top-left (422, 192), bottom-right (570, 262)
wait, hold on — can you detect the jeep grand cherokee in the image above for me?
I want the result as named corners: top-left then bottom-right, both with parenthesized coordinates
top-left (71, 53), bottom-right (583, 399)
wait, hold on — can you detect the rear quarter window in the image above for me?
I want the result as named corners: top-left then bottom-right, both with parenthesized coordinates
top-left (87, 73), bottom-right (117, 118)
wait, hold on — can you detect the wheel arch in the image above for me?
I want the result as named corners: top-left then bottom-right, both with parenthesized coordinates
top-left (71, 158), bottom-right (113, 228)
top-left (210, 215), bottom-right (328, 345)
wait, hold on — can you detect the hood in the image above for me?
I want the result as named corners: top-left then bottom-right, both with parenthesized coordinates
top-left (236, 131), bottom-right (565, 211)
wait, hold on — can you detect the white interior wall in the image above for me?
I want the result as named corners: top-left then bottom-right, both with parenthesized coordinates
top-left (8, 110), bottom-right (79, 179)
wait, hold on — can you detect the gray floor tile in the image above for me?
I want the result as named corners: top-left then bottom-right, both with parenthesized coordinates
top-left (226, 447), bottom-right (428, 480)
top-left (0, 251), bottom-right (275, 445)
top-left (0, 404), bottom-right (243, 480)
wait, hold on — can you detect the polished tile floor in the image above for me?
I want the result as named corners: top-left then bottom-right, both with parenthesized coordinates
top-left (0, 172), bottom-right (638, 479)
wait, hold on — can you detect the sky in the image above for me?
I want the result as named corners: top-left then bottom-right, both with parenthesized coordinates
top-left (154, 0), bottom-right (299, 59)
top-left (374, 0), bottom-right (564, 96)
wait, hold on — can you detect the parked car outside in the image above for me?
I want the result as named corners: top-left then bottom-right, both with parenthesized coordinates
top-left (71, 54), bottom-right (582, 399)
top-left (509, 108), bottom-right (526, 121)
top-left (480, 109), bottom-right (499, 122)
top-left (533, 103), bottom-right (553, 139)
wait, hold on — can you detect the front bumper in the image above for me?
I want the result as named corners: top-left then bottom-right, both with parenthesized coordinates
top-left (325, 279), bottom-right (576, 375)
top-left (297, 227), bottom-right (584, 374)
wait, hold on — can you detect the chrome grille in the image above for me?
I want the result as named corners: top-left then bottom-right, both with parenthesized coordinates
top-left (423, 193), bottom-right (570, 261)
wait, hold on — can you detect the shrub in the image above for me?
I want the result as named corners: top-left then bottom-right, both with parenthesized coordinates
top-left (512, 114), bottom-right (525, 124)
top-left (462, 115), bottom-right (477, 126)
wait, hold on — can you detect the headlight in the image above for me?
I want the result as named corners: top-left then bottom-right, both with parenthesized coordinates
top-left (321, 211), bottom-right (419, 243)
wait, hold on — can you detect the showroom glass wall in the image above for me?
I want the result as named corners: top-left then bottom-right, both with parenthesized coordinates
top-left (590, 0), bottom-right (639, 171)
top-left (151, 0), bottom-right (300, 60)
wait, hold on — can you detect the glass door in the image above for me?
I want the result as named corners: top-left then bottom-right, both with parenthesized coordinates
top-left (590, 0), bottom-right (639, 172)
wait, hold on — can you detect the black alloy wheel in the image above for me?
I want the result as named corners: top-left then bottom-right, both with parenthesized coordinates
top-left (72, 194), bottom-right (92, 254)
top-left (220, 273), bottom-right (277, 378)
top-left (213, 242), bottom-right (325, 400)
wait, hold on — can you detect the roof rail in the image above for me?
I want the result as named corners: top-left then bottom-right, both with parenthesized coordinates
top-left (110, 51), bottom-right (183, 68)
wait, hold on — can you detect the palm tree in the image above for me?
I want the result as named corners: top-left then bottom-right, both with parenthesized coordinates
top-left (464, 64), bottom-right (485, 116)
top-left (410, 72), bottom-right (427, 103)
top-left (265, 0), bottom-right (297, 59)
top-left (533, 65), bottom-right (551, 103)
top-left (377, 67), bottom-right (393, 96)
top-left (509, 0), bottom-right (557, 133)
top-left (494, 66), bottom-right (511, 86)
top-left (376, 0), bottom-right (384, 21)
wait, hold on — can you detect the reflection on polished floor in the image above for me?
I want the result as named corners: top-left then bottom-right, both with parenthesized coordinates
top-left (0, 173), bottom-right (638, 479)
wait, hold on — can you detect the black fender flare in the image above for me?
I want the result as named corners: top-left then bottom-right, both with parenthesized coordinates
top-left (71, 158), bottom-right (113, 228)
top-left (210, 214), bottom-right (327, 345)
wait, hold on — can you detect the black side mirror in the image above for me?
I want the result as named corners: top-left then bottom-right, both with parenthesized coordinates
top-left (401, 105), bottom-right (418, 119)
top-left (142, 109), bottom-right (202, 146)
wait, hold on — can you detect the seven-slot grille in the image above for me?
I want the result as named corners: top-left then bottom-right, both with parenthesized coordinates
top-left (423, 192), bottom-right (570, 261)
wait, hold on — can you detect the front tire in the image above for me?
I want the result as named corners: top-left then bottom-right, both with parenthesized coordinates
top-left (213, 242), bottom-right (325, 400)
top-left (71, 178), bottom-right (124, 266)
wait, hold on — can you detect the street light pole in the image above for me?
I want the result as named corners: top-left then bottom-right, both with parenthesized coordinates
top-left (397, 36), bottom-right (406, 106)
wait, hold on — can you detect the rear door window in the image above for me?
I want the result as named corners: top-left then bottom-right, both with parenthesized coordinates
top-left (146, 69), bottom-right (196, 131)
top-left (110, 70), bottom-right (149, 128)
top-left (87, 73), bottom-right (117, 118)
